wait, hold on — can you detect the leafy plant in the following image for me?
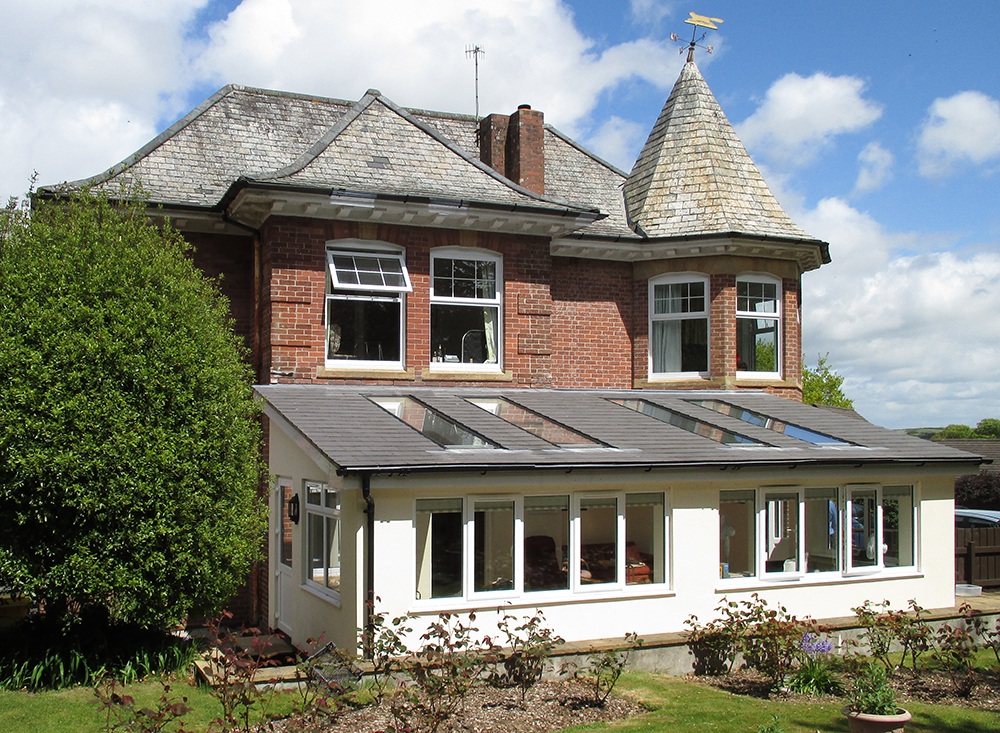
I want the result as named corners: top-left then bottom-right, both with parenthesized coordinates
top-left (362, 601), bottom-right (412, 703)
top-left (391, 612), bottom-right (489, 733)
top-left (932, 602), bottom-right (985, 697)
top-left (755, 714), bottom-right (785, 733)
top-left (201, 612), bottom-right (280, 732)
top-left (93, 677), bottom-right (194, 733)
top-left (850, 600), bottom-right (894, 669)
top-left (0, 610), bottom-right (195, 691)
top-left (684, 599), bottom-right (748, 675)
top-left (0, 187), bottom-right (264, 631)
top-left (567, 632), bottom-right (642, 707)
top-left (786, 633), bottom-right (841, 695)
top-left (486, 608), bottom-right (564, 702)
top-left (737, 595), bottom-right (816, 691)
top-left (848, 662), bottom-right (897, 716)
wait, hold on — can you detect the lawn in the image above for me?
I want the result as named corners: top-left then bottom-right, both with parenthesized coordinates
top-left (0, 671), bottom-right (997, 733)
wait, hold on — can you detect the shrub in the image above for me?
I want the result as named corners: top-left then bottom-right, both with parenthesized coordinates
top-left (486, 608), bottom-right (564, 702)
top-left (564, 632), bottom-right (642, 708)
top-left (932, 602), bottom-right (985, 697)
top-left (0, 188), bottom-right (264, 631)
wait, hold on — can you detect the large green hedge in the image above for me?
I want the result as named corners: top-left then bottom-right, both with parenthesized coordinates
top-left (0, 190), bottom-right (264, 629)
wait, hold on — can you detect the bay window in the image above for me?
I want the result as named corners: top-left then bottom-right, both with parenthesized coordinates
top-left (648, 274), bottom-right (709, 377)
top-left (414, 491), bottom-right (668, 602)
top-left (326, 244), bottom-right (411, 368)
top-left (736, 276), bottom-right (781, 376)
top-left (430, 249), bottom-right (501, 368)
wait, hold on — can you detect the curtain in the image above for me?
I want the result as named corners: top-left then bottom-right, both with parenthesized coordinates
top-left (483, 307), bottom-right (498, 363)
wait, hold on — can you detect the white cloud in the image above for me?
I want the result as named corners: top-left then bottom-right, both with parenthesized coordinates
top-left (916, 90), bottom-right (1000, 178)
top-left (0, 0), bottom-right (208, 201)
top-left (736, 72), bottom-right (882, 167)
top-left (799, 197), bottom-right (1000, 428)
top-left (194, 0), bottom-right (682, 137)
top-left (629, 0), bottom-right (675, 26)
top-left (585, 116), bottom-right (647, 171)
top-left (853, 141), bottom-right (893, 194)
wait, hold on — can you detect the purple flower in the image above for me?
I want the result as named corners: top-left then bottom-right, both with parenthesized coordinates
top-left (799, 632), bottom-right (832, 658)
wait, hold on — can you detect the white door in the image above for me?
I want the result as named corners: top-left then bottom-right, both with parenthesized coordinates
top-left (274, 478), bottom-right (295, 634)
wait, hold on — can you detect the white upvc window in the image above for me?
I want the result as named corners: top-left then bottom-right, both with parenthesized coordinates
top-left (845, 484), bottom-right (882, 575)
top-left (736, 275), bottom-right (781, 378)
top-left (413, 491), bottom-right (669, 604)
top-left (719, 484), bottom-right (916, 583)
top-left (325, 241), bottom-right (411, 369)
top-left (648, 273), bottom-right (709, 378)
top-left (759, 487), bottom-right (803, 578)
top-left (430, 248), bottom-right (502, 370)
top-left (304, 480), bottom-right (341, 600)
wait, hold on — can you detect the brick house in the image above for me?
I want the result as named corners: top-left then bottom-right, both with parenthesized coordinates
top-left (49, 60), bottom-right (980, 654)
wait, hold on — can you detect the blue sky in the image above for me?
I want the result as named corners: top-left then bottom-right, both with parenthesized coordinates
top-left (2, 1), bottom-right (998, 429)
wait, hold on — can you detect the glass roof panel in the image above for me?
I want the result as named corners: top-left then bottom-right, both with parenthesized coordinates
top-left (467, 398), bottom-right (599, 447)
top-left (609, 399), bottom-right (762, 445)
top-left (689, 400), bottom-right (847, 445)
top-left (369, 396), bottom-right (495, 449)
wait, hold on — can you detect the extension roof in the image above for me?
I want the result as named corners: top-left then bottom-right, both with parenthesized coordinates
top-left (257, 385), bottom-right (981, 475)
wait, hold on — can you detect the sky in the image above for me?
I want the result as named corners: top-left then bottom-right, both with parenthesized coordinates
top-left (1, 0), bottom-right (998, 430)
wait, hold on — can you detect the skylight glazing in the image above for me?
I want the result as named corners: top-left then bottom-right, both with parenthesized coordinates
top-left (466, 398), bottom-right (599, 447)
top-left (610, 399), bottom-right (762, 445)
top-left (369, 396), bottom-right (495, 449)
top-left (690, 400), bottom-right (847, 445)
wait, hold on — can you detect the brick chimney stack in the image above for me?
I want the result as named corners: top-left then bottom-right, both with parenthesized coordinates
top-left (479, 104), bottom-right (545, 195)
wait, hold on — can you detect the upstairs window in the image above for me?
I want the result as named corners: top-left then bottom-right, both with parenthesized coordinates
top-left (648, 274), bottom-right (709, 378)
top-left (325, 244), bottom-right (411, 369)
top-left (430, 249), bottom-right (501, 369)
top-left (736, 276), bottom-right (781, 376)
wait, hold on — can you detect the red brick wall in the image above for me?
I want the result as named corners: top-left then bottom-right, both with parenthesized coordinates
top-left (709, 273), bottom-right (737, 381)
top-left (186, 232), bottom-right (255, 355)
top-left (550, 258), bottom-right (633, 388)
top-left (260, 217), bottom-right (558, 387)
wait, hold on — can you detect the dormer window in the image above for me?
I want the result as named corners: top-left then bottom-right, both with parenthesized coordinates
top-left (736, 276), bottom-right (781, 377)
top-left (325, 243), bottom-right (411, 369)
top-left (648, 274), bottom-right (709, 378)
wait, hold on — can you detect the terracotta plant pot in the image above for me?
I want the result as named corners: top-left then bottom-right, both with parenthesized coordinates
top-left (841, 705), bottom-right (912, 733)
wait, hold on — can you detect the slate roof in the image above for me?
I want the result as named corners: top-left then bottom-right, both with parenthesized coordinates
top-left (937, 439), bottom-right (1000, 472)
top-left (257, 385), bottom-right (981, 474)
top-left (623, 61), bottom-right (811, 241)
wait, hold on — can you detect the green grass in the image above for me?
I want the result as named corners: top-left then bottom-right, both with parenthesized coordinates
top-left (0, 671), bottom-right (997, 733)
top-left (0, 674), bottom-right (297, 733)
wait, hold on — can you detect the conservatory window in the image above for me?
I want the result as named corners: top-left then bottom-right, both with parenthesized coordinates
top-left (305, 481), bottom-right (340, 596)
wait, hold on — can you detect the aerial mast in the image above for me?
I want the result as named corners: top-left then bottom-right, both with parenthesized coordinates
top-left (465, 44), bottom-right (485, 120)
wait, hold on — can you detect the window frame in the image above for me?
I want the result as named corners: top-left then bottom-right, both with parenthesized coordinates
top-left (718, 483), bottom-right (917, 585)
top-left (429, 247), bottom-right (503, 372)
top-left (647, 272), bottom-right (710, 380)
top-left (735, 274), bottom-right (782, 379)
top-left (411, 490), bottom-right (670, 607)
top-left (303, 480), bottom-right (342, 603)
top-left (325, 240), bottom-right (410, 371)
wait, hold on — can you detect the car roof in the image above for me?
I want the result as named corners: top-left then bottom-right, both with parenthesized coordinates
top-left (956, 508), bottom-right (1000, 520)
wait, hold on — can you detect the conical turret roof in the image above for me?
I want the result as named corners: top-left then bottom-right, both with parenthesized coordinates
top-left (624, 61), bottom-right (812, 241)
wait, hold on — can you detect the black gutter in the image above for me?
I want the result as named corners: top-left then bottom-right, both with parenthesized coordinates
top-left (361, 473), bottom-right (376, 659)
top-left (217, 179), bottom-right (605, 223)
top-left (334, 456), bottom-right (984, 476)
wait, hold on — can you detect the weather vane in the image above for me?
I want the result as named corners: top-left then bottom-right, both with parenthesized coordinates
top-left (671, 12), bottom-right (723, 62)
top-left (465, 44), bottom-right (485, 120)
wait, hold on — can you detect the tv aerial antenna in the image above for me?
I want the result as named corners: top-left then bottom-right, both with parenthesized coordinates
top-left (671, 12), bottom-right (723, 62)
top-left (466, 44), bottom-right (485, 120)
